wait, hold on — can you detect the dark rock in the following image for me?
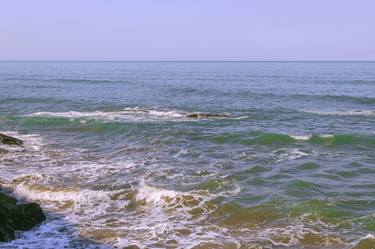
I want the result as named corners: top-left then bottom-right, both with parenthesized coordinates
top-left (0, 191), bottom-right (45, 242)
top-left (0, 133), bottom-right (23, 147)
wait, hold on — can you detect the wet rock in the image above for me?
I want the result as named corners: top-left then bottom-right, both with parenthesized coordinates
top-left (0, 133), bottom-right (23, 147)
top-left (0, 191), bottom-right (45, 242)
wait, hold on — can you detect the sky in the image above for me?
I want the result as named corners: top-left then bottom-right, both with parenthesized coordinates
top-left (0, 0), bottom-right (374, 61)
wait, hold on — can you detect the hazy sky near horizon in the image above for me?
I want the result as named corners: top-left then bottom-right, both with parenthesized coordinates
top-left (1, 0), bottom-right (374, 61)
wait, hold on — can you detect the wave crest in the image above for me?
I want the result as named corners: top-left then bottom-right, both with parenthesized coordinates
top-left (26, 107), bottom-right (246, 123)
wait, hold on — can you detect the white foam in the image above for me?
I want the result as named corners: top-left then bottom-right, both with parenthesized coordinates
top-left (136, 181), bottom-right (179, 205)
top-left (27, 107), bottom-right (245, 122)
top-left (320, 134), bottom-right (334, 138)
top-left (28, 108), bottom-right (186, 122)
top-left (290, 134), bottom-right (336, 142)
top-left (12, 184), bottom-right (120, 217)
top-left (290, 135), bottom-right (312, 141)
top-left (257, 225), bottom-right (343, 247)
top-left (14, 184), bottom-right (105, 203)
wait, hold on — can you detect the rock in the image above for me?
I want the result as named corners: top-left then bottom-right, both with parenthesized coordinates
top-left (0, 133), bottom-right (23, 147)
top-left (0, 191), bottom-right (45, 242)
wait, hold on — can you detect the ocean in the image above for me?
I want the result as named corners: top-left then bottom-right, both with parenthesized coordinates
top-left (0, 61), bottom-right (374, 248)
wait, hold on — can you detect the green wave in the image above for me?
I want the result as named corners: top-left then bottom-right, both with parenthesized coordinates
top-left (7, 115), bottom-right (375, 148)
top-left (10, 116), bottom-right (129, 133)
top-left (243, 132), bottom-right (295, 145)
top-left (212, 132), bottom-right (375, 147)
top-left (308, 134), bottom-right (375, 147)
top-left (208, 132), bottom-right (295, 146)
top-left (21, 116), bottom-right (76, 126)
top-left (289, 199), bottom-right (352, 227)
top-left (209, 202), bottom-right (279, 228)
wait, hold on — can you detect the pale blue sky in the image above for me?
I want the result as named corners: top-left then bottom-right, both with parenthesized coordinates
top-left (0, 0), bottom-right (374, 61)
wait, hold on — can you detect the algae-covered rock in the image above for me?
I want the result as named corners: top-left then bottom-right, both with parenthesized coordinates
top-left (0, 133), bottom-right (23, 147)
top-left (0, 191), bottom-right (45, 242)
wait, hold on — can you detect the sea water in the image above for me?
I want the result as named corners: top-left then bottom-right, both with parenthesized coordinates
top-left (0, 61), bottom-right (375, 248)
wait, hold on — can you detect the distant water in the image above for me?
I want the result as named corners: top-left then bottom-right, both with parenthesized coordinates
top-left (0, 62), bottom-right (375, 248)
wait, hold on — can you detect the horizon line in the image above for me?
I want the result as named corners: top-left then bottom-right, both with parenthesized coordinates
top-left (1, 60), bottom-right (375, 62)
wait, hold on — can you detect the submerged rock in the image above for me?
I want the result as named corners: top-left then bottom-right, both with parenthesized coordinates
top-left (0, 191), bottom-right (45, 242)
top-left (0, 133), bottom-right (24, 147)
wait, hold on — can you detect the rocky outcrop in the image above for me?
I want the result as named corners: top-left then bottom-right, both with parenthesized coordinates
top-left (0, 133), bottom-right (23, 147)
top-left (0, 191), bottom-right (45, 242)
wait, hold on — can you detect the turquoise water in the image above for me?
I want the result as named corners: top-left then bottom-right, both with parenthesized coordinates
top-left (0, 62), bottom-right (375, 248)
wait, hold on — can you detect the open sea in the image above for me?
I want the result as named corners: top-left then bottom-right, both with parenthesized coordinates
top-left (0, 61), bottom-right (375, 249)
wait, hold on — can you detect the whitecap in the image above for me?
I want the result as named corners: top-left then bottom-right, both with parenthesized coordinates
top-left (135, 181), bottom-right (179, 205)
top-left (27, 107), bottom-right (245, 122)
top-left (290, 135), bottom-right (312, 141)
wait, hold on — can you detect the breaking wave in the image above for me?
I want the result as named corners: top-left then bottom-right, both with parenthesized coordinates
top-left (26, 107), bottom-right (248, 123)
